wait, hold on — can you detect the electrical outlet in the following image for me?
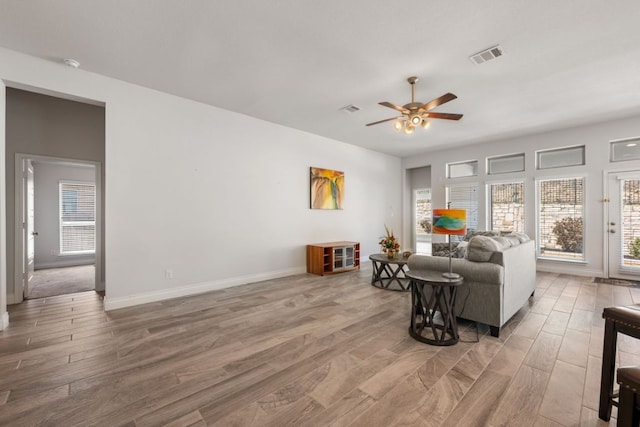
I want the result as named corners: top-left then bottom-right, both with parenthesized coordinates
top-left (165, 269), bottom-right (173, 279)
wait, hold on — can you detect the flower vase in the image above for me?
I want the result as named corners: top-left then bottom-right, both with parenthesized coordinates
top-left (387, 250), bottom-right (396, 259)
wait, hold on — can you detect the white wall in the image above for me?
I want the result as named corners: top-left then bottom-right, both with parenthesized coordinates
top-left (33, 161), bottom-right (96, 269)
top-left (403, 115), bottom-right (640, 277)
top-left (0, 47), bottom-right (403, 315)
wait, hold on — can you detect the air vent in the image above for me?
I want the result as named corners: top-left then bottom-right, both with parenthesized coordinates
top-left (469, 45), bottom-right (504, 65)
top-left (340, 104), bottom-right (361, 113)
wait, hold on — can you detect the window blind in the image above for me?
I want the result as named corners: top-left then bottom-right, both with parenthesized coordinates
top-left (447, 184), bottom-right (478, 239)
top-left (60, 182), bottom-right (96, 254)
top-left (489, 182), bottom-right (524, 232)
top-left (538, 177), bottom-right (584, 260)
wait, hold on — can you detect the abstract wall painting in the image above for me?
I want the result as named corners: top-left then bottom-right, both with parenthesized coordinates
top-left (310, 167), bottom-right (344, 210)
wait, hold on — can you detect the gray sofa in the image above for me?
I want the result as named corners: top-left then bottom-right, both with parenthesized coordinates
top-left (407, 232), bottom-right (536, 337)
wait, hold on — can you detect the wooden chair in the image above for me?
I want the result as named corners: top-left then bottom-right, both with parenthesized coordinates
top-left (617, 366), bottom-right (640, 427)
top-left (599, 305), bottom-right (640, 421)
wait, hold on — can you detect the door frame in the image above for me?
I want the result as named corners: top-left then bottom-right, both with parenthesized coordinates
top-left (14, 153), bottom-right (103, 303)
top-left (603, 168), bottom-right (640, 280)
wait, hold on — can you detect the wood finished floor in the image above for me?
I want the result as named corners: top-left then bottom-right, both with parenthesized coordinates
top-left (1, 265), bottom-right (637, 426)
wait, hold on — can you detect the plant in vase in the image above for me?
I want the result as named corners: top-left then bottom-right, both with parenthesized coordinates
top-left (379, 225), bottom-right (401, 258)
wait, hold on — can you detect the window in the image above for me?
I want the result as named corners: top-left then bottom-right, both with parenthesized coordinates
top-left (536, 146), bottom-right (585, 170)
top-left (489, 182), bottom-right (524, 232)
top-left (611, 138), bottom-right (640, 162)
top-left (60, 182), bottom-right (96, 254)
top-left (446, 184), bottom-right (478, 240)
top-left (537, 177), bottom-right (584, 260)
top-left (487, 153), bottom-right (525, 175)
top-left (447, 160), bottom-right (478, 178)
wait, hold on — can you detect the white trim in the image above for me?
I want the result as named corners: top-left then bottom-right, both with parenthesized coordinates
top-left (536, 264), bottom-right (603, 278)
top-left (535, 174), bottom-right (587, 262)
top-left (613, 172), bottom-right (640, 181)
top-left (13, 154), bottom-right (102, 303)
top-left (35, 260), bottom-right (94, 270)
top-left (103, 266), bottom-right (307, 311)
top-left (0, 312), bottom-right (8, 330)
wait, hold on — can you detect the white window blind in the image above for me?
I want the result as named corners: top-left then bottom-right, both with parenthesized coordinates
top-left (489, 182), bottom-right (525, 232)
top-left (446, 184), bottom-right (478, 240)
top-left (60, 182), bottom-right (96, 254)
top-left (537, 177), bottom-right (584, 260)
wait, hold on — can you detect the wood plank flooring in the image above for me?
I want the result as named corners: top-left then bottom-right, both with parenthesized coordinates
top-left (0, 265), bottom-right (636, 426)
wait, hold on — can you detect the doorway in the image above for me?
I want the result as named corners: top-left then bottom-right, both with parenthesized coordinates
top-left (607, 171), bottom-right (640, 280)
top-left (15, 155), bottom-right (101, 300)
top-left (414, 188), bottom-right (432, 254)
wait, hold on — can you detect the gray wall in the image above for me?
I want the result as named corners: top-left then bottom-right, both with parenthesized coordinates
top-left (5, 88), bottom-right (105, 302)
top-left (33, 161), bottom-right (96, 269)
top-left (408, 166), bottom-right (431, 190)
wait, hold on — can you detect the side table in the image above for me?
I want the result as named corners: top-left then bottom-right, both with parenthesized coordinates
top-left (406, 270), bottom-right (464, 346)
top-left (369, 254), bottom-right (410, 291)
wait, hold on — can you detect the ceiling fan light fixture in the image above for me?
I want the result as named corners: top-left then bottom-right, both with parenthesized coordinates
top-left (404, 124), bottom-right (414, 135)
top-left (366, 76), bottom-right (463, 133)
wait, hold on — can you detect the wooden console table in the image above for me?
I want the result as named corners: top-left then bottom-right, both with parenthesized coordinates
top-left (307, 241), bottom-right (360, 276)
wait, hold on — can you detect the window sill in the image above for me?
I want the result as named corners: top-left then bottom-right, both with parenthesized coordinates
top-left (537, 256), bottom-right (586, 264)
top-left (59, 251), bottom-right (95, 256)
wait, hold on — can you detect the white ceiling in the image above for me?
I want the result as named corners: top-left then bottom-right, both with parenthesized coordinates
top-left (1, 1), bottom-right (640, 157)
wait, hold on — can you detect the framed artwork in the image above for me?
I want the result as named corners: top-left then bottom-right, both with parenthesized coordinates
top-left (310, 167), bottom-right (344, 209)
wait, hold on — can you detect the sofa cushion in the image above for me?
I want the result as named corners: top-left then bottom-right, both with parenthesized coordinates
top-left (502, 235), bottom-right (522, 247)
top-left (464, 230), bottom-right (500, 241)
top-left (506, 232), bottom-right (530, 243)
top-left (432, 242), bottom-right (458, 257)
top-left (467, 235), bottom-right (505, 262)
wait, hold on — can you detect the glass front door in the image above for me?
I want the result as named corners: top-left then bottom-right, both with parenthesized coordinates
top-left (608, 172), bottom-right (640, 280)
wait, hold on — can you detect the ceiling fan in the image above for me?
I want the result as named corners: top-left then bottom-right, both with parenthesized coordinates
top-left (366, 76), bottom-right (463, 134)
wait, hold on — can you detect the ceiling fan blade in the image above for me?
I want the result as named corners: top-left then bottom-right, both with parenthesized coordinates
top-left (419, 93), bottom-right (457, 112)
top-left (366, 117), bottom-right (402, 126)
top-left (424, 112), bottom-right (463, 120)
top-left (379, 101), bottom-right (409, 114)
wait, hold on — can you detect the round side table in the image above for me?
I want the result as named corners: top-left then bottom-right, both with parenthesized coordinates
top-left (369, 253), bottom-right (410, 291)
top-left (406, 270), bottom-right (464, 346)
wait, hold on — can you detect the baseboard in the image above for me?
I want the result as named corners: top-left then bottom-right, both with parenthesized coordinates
top-left (35, 260), bottom-right (94, 270)
top-left (0, 312), bottom-right (9, 331)
top-left (536, 263), bottom-right (604, 278)
top-left (103, 266), bottom-right (307, 311)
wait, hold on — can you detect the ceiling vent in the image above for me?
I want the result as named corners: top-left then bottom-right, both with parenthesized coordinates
top-left (469, 45), bottom-right (504, 65)
top-left (340, 104), bottom-right (361, 113)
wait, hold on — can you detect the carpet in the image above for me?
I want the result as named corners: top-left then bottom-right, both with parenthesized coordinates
top-left (28, 265), bottom-right (95, 299)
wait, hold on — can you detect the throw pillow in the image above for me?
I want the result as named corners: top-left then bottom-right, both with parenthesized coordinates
top-left (432, 242), bottom-right (459, 257)
top-left (455, 241), bottom-right (469, 258)
top-left (506, 232), bottom-right (530, 243)
top-left (467, 235), bottom-right (503, 262)
top-left (503, 235), bottom-right (522, 246)
top-left (492, 236), bottom-right (514, 249)
top-left (463, 230), bottom-right (500, 241)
